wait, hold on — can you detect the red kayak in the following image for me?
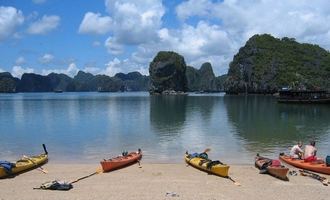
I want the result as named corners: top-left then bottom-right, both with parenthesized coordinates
top-left (101, 149), bottom-right (142, 172)
top-left (280, 154), bottom-right (330, 175)
top-left (255, 154), bottom-right (289, 180)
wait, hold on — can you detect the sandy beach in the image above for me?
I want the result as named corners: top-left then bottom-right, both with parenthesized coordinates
top-left (0, 162), bottom-right (329, 200)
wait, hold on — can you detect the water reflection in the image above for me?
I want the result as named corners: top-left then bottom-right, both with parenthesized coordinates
top-left (224, 95), bottom-right (330, 155)
top-left (150, 95), bottom-right (187, 138)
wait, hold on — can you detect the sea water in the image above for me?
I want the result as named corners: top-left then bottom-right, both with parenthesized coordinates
top-left (0, 92), bottom-right (329, 164)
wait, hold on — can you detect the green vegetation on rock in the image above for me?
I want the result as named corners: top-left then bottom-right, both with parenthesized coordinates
top-left (149, 51), bottom-right (188, 94)
top-left (186, 62), bottom-right (226, 92)
top-left (0, 72), bottom-right (19, 93)
top-left (226, 34), bottom-right (330, 93)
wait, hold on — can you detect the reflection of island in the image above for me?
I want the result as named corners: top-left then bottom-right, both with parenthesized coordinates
top-left (186, 96), bottom-right (217, 124)
top-left (150, 95), bottom-right (187, 135)
top-left (224, 95), bottom-right (330, 150)
top-left (150, 95), bottom-right (219, 137)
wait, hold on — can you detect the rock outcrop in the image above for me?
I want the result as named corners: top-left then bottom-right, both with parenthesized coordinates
top-left (225, 34), bottom-right (330, 94)
top-left (0, 72), bottom-right (19, 93)
top-left (186, 62), bottom-right (225, 92)
top-left (47, 73), bottom-right (75, 91)
top-left (149, 51), bottom-right (188, 94)
top-left (114, 72), bottom-right (149, 91)
top-left (17, 73), bottom-right (52, 92)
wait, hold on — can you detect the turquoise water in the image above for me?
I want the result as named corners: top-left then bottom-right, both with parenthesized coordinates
top-left (0, 92), bottom-right (329, 164)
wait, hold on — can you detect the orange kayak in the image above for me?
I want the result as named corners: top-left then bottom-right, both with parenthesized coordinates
top-left (255, 155), bottom-right (289, 180)
top-left (279, 154), bottom-right (330, 175)
top-left (100, 149), bottom-right (142, 172)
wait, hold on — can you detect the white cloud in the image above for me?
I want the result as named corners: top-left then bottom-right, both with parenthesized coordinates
top-left (104, 37), bottom-right (124, 55)
top-left (78, 12), bottom-right (112, 35)
top-left (27, 15), bottom-right (60, 34)
top-left (103, 58), bottom-right (122, 76)
top-left (41, 62), bottom-right (79, 77)
top-left (0, 6), bottom-right (24, 41)
top-left (15, 56), bottom-right (25, 65)
top-left (176, 0), bottom-right (213, 21)
top-left (176, 0), bottom-right (330, 47)
top-left (32, 0), bottom-right (46, 4)
top-left (104, 0), bottom-right (164, 45)
top-left (128, 21), bottom-right (236, 75)
top-left (0, 68), bottom-right (4, 72)
top-left (39, 53), bottom-right (54, 64)
top-left (102, 57), bottom-right (147, 76)
top-left (163, 0), bottom-right (330, 74)
top-left (83, 67), bottom-right (102, 74)
top-left (11, 66), bottom-right (34, 78)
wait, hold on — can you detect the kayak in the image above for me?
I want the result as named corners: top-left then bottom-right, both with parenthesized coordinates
top-left (184, 152), bottom-right (229, 177)
top-left (0, 145), bottom-right (48, 178)
top-left (279, 154), bottom-right (330, 175)
top-left (255, 155), bottom-right (289, 180)
top-left (101, 149), bottom-right (142, 172)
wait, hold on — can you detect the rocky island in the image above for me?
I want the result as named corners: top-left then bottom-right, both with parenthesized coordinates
top-left (225, 34), bottom-right (330, 94)
top-left (149, 51), bottom-right (188, 95)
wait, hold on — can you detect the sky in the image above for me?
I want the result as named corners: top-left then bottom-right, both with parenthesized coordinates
top-left (1, 0), bottom-right (330, 78)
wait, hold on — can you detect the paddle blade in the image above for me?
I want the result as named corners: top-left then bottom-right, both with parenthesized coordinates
top-left (234, 182), bottom-right (241, 186)
top-left (203, 148), bottom-right (211, 153)
top-left (96, 167), bottom-right (103, 174)
top-left (42, 144), bottom-right (48, 155)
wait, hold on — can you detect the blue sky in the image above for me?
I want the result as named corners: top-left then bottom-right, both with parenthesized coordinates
top-left (1, 0), bottom-right (330, 78)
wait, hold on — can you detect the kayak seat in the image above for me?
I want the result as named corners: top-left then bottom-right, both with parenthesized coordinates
top-left (198, 159), bottom-right (209, 166)
top-left (206, 160), bottom-right (224, 169)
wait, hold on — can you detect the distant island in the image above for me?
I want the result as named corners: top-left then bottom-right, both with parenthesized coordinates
top-left (0, 61), bottom-right (225, 93)
top-left (1, 34), bottom-right (330, 94)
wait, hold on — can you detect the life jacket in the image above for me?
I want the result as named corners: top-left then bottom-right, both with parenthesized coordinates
top-left (198, 153), bottom-right (208, 160)
top-left (271, 159), bottom-right (281, 167)
top-left (35, 180), bottom-right (73, 191)
top-left (326, 156), bottom-right (330, 167)
top-left (0, 161), bottom-right (15, 174)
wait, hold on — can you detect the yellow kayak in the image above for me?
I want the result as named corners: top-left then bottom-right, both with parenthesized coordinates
top-left (185, 152), bottom-right (229, 177)
top-left (0, 145), bottom-right (48, 178)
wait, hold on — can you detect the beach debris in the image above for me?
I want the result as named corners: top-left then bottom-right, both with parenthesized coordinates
top-left (33, 180), bottom-right (73, 191)
top-left (289, 170), bottom-right (298, 176)
top-left (299, 169), bottom-right (329, 186)
top-left (165, 192), bottom-right (179, 197)
top-left (34, 167), bottom-right (103, 191)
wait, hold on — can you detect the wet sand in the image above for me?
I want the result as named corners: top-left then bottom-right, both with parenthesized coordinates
top-left (0, 163), bottom-right (329, 200)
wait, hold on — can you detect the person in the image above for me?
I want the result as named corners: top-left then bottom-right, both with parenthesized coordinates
top-left (290, 141), bottom-right (304, 159)
top-left (304, 140), bottom-right (317, 162)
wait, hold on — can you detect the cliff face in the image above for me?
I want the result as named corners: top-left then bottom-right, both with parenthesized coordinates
top-left (0, 72), bottom-right (19, 93)
top-left (47, 73), bottom-right (75, 91)
top-left (114, 72), bottom-right (149, 91)
top-left (186, 62), bottom-right (225, 92)
top-left (225, 34), bottom-right (330, 93)
top-left (17, 73), bottom-right (52, 92)
top-left (149, 51), bottom-right (188, 94)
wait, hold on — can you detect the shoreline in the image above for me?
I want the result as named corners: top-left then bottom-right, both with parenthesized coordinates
top-left (1, 163), bottom-right (329, 200)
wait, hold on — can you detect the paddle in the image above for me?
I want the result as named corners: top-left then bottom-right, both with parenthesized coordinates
top-left (227, 176), bottom-right (241, 186)
top-left (299, 169), bottom-right (329, 186)
top-left (202, 148), bottom-right (241, 186)
top-left (22, 155), bottom-right (48, 174)
top-left (70, 167), bottom-right (103, 184)
top-left (21, 144), bottom-right (49, 174)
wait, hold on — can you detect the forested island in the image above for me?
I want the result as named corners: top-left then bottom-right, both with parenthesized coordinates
top-left (1, 34), bottom-right (330, 93)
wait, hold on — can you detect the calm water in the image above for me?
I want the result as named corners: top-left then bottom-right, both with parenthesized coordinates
top-left (0, 92), bottom-right (329, 164)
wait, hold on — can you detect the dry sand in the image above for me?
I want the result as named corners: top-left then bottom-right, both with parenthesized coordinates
top-left (0, 163), bottom-right (329, 200)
